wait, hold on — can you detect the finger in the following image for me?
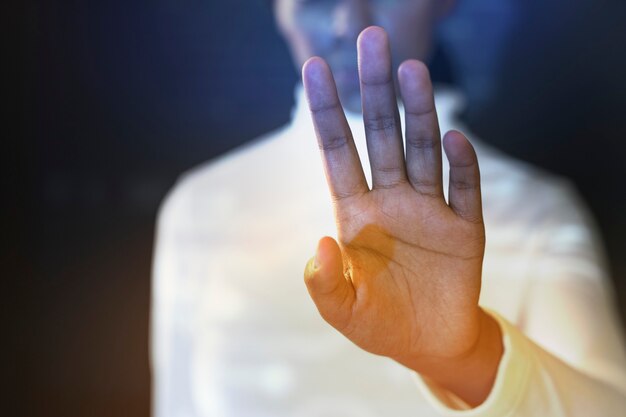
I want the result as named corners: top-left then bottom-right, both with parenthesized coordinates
top-left (443, 131), bottom-right (483, 224)
top-left (304, 236), bottom-right (355, 333)
top-left (303, 57), bottom-right (369, 202)
top-left (357, 26), bottom-right (407, 189)
top-left (398, 60), bottom-right (444, 198)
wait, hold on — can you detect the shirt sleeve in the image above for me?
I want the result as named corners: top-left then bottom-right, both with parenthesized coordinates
top-left (150, 177), bottom-right (198, 417)
top-left (414, 309), bottom-right (626, 416)
top-left (412, 184), bottom-right (626, 416)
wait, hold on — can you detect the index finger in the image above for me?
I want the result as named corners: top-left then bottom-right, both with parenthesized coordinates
top-left (302, 57), bottom-right (369, 202)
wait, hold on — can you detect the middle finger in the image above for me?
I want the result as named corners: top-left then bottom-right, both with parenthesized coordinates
top-left (358, 27), bottom-right (407, 190)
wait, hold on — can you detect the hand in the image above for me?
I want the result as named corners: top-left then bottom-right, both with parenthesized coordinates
top-left (302, 27), bottom-right (502, 406)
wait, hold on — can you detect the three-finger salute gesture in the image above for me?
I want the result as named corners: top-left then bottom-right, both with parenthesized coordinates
top-left (302, 27), bottom-right (503, 407)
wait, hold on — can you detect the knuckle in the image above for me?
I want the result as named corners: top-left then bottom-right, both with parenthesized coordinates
top-left (454, 209), bottom-right (484, 226)
top-left (319, 135), bottom-right (350, 152)
top-left (406, 134), bottom-right (438, 151)
top-left (405, 105), bottom-right (436, 119)
top-left (361, 74), bottom-right (393, 87)
top-left (310, 102), bottom-right (339, 115)
top-left (374, 165), bottom-right (404, 176)
top-left (364, 114), bottom-right (396, 133)
top-left (410, 179), bottom-right (441, 198)
top-left (459, 213), bottom-right (484, 225)
top-left (331, 188), bottom-right (361, 203)
top-left (374, 177), bottom-right (409, 190)
top-left (450, 177), bottom-right (479, 191)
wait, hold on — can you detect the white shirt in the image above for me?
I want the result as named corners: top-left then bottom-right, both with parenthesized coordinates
top-left (151, 86), bottom-right (626, 416)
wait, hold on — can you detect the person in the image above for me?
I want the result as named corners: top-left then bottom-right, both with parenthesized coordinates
top-left (151, 1), bottom-right (626, 415)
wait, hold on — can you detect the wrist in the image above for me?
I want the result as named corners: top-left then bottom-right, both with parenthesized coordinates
top-left (401, 308), bottom-right (504, 407)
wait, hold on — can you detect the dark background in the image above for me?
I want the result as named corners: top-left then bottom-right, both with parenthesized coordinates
top-left (14, 0), bottom-right (626, 416)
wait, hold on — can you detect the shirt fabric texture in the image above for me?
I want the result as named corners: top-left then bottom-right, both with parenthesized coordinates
top-left (151, 86), bottom-right (626, 416)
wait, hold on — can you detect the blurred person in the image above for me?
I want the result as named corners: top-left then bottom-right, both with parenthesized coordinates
top-left (151, 0), bottom-right (626, 415)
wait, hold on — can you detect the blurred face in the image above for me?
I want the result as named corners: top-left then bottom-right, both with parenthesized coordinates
top-left (274, 0), bottom-right (452, 112)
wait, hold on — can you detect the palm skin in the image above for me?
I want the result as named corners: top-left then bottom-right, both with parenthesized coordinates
top-left (322, 187), bottom-right (485, 363)
top-left (302, 27), bottom-right (499, 397)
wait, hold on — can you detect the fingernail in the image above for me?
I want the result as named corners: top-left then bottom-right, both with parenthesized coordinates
top-left (305, 253), bottom-right (320, 278)
top-left (313, 247), bottom-right (321, 269)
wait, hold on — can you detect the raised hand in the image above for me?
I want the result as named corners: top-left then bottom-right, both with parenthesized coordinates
top-left (302, 26), bottom-right (502, 406)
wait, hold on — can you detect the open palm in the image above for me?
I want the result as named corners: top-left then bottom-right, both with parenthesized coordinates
top-left (302, 27), bottom-right (486, 367)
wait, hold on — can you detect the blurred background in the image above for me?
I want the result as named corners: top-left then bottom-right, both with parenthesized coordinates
top-left (14, 0), bottom-right (626, 416)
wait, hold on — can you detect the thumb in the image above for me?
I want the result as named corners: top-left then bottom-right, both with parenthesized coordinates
top-left (304, 236), bottom-right (355, 333)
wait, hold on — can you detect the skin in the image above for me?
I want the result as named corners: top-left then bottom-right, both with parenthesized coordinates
top-left (273, 1), bottom-right (503, 408)
top-left (274, 0), bottom-right (452, 113)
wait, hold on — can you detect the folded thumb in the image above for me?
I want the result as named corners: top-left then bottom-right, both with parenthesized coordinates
top-left (304, 236), bottom-right (355, 332)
